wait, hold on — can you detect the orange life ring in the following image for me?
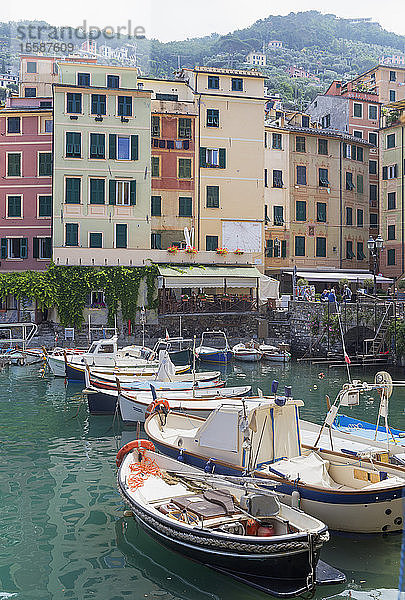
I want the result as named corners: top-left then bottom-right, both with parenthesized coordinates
top-left (116, 439), bottom-right (155, 467)
top-left (145, 398), bottom-right (170, 420)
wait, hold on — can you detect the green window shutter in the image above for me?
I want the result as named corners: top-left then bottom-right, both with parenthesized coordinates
top-left (316, 237), bottom-right (326, 257)
top-left (7, 153), bottom-right (21, 177)
top-left (21, 238), bottom-right (28, 258)
top-left (33, 237), bottom-right (39, 258)
top-left (43, 238), bottom-right (52, 258)
top-left (130, 180), bottom-right (137, 205)
top-left (316, 202), bottom-right (326, 222)
top-left (266, 239), bottom-right (273, 258)
top-left (109, 134), bottom-right (117, 159)
top-left (199, 147), bottom-right (207, 168)
top-left (109, 180), bottom-right (116, 205)
top-left (281, 240), bottom-right (287, 258)
top-left (296, 201), bottom-right (306, 221)
top-left (1, 239), bottom-right (7, 259)
top-left (131, 135), bottom-right (139, 160)
top-left (178, 159), bottom-right (191, 179)
top-left (90, 179), bottom-right (105, 205)
top-left (90, 134), bottom-right (105, 158)
top-left (39, 153), bottom-right (52, 176)
top-left (206, 235), bottom-right (218, 251)
top-left (179, 197), bottom-right (192, 217)
top-left (206, 186), bottom-right (219, 208)
top-left (66, 223), bottom-right (78, 246)
top-left (151, 157), bottom-right (160, 177)
top-left (151, 233), bottom-right (162, 249)
top-left (39, 196), bottom-right (52, 217)
top-left (219, 148), bottom-right (226, 169)
top-left (295, 236), bottom-right (305, 256)
top-left (66, 178), bottom-right (81, 204)
top-left (151, 196), bottom-right (161, 216)
top-left (7, 196), bottom-right (21, 217)
top-left (357, 174), bottom-right (364, 194)
top-left (116, 224), bottom-right (127, 248)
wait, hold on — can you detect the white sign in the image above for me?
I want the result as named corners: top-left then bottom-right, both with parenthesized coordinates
top-left (222, 221), bottom-right (262, 252)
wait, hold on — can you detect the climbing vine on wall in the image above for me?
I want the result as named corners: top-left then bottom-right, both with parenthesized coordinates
top-left (0, 264), bottom-right (158, 329)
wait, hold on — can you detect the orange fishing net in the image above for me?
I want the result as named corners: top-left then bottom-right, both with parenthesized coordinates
top-left (127, 451), bottom-right (161, 491)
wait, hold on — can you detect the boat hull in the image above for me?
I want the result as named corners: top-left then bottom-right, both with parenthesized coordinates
top-left (262, 353), bottom-right (291, 363)
top-left (233, 352), bottom-right (262, 363)
top-left (196, 350), bottom-right (233, 364)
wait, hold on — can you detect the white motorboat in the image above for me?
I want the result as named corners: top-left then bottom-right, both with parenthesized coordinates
top-left (232, 342), bottom-right (263, 362)
top-left (195, 331), bottom-right (233, 364)
top-left (260, 344), bottom-right (291, 363)
top-left (116, 442), bottom-right (344, 597)
top-left (145, 397), bottom-right (405, 533)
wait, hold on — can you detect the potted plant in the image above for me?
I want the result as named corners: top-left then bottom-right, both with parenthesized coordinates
top-left (234, 248), bottom-right (244, 255)
top-left (216, 247), bottom-right (229, 255)
top-left (185, 246), bottom-right (198, 254)
top-left (167, 246), bottom-right (178, 254)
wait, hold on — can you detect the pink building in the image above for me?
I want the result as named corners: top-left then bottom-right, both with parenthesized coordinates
top-left (0, 97), bottom-right (52, 271)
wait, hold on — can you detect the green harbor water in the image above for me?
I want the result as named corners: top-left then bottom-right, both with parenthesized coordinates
top-left (1, 360), bottom-right (405, 600)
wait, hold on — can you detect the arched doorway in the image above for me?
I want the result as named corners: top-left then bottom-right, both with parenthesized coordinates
top-left (343, 326), bottom-right (375, 355)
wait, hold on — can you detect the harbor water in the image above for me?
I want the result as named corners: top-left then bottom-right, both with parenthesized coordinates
top-left (1, 360), bottom-right (404, 600)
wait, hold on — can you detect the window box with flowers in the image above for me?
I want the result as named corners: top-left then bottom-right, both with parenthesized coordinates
top-left (167, 246), bottom-right (179, 254)
top-left (185, 246), bottom-right (198, 254)
top-left (216, 247), bottom-right (228, 255)
top-left (234, 248), bottom-right (244, 255)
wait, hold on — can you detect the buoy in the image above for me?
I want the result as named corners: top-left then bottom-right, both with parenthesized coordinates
top-left (314, 384), bottom-right (318, 389)
top-left (292, 490), bottom-right (300, 509)
top-left (318, 372), bottom-right (325, 379)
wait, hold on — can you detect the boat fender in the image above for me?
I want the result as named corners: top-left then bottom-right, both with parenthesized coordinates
top-left (275, 396), bottom-right (286, 407)
top-left (145, 398), bottom-right (170, 420)
top-left (257, 524), bottom-right (275, 537)
top-left (115, 439), bottom-right (155, 467)
top-left (271, 380), bottom-right (279, 395)
top-left (204, 458), bottom-right (215, 473)
top-left (245, 518), bottom-right (259, 536)
top-left (177, 448), bottom-right (185, 463)
top-left (291, 490), bottom-right (300, 509)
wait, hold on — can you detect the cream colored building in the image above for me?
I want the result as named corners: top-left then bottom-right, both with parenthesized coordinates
top-left (350, 64), bottom-right (405, 105)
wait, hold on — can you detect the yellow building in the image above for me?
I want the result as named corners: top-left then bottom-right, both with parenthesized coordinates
top-left (349, 64), bottom-right (405, 105)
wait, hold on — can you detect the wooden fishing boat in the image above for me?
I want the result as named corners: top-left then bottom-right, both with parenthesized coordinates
top-left (232, 342), bottom-right (263, 362)
top-left (116, 441), bottom-right (345, 597)
top-left (260, 344), bottom-right (291, 363)
top-left (195, 331), bottom-right (232, 364)
top-left (145, 398), bottom-right (405, 533)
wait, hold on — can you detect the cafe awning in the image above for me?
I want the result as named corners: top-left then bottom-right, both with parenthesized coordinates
top-left (157, 265), bottom-right (263, 289)
top-left (294, 270), bottom-right (394, 284)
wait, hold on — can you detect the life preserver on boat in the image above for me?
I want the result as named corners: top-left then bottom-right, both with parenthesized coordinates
top-left (116, 439), bottom-right (155, 467)
top-left (318, 372), bottom-right (325, 379)
top-left (145, 398), bottom-right (170, 420)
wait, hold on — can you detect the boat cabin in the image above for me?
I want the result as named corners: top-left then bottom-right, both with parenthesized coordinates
top-left (86, 336), bottom-right (118, 356)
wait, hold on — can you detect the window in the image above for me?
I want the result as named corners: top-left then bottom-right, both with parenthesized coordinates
top-left (295, 136), bottom-right (306, 152)
top-left (370, 184), bottom-right (377, 202)
top-left (343, 143), bottom-right (352, 159)
top-left (89, 179), bottom-right (105, 205)
top-left (301, 115), bottom-right (310, 128)
top-left (151, 232), bottom-right (161, 249)
top-left (390, 90), bottom-right (396, 102)
top-left (346, 207), bottom-right (353, 225)
top-left (156, 93), bottom-right (178, 101)
top-left (265, 239), bottom-right (274, 258)
top-left (357, 209), bottom-right (363, 227)
top-left (45, 120), bottom-right (53, 133)
top-left (151, 157), bottom-right (160, 177)
top-left (91, 94), bottom-right (106, 115)
top-left (65, 223), bottom-right (79, 247)
top-left (33, 237), bottom-right (52, 259)
top-left (319, 168), bottom-right (329, 187)
top-left (296, 165), bottom-right (307, 185)
top-left (318, 138), bottom-right (328, 155)
top-left (264, 168), bottom-right (268, 188)
top-left (107, 75), bottom-right (120, 89)
top-left (7, 117), bottom-right (20, 134)
top-left (110, 180), bottom-right (136, 206)
top-left (90, 133), bottom-right (105, 159)
top-left (388, 224), bottom-right (396, 240)
top-left (369, 105), bottom-right (378, 120)
top-left (7, 195), bottom-right (21, 218)
top-left (178, 158), bottom-right (192, 179)
top-left (357, 242), bottom-right (365, 260)
top-left (206, 235), bottom-right (218, 251)
top-left (7, 153), bottom-right (21, 177)
top-left (116, 224), bottom-right (127, 249)
top-left (272, 133), bottom-right (282, 149)
top-left (274, 206), bottom-right (284, 225)
top-left (200, 147), bottom-right (226, 168)
top-left (38, 195), bottom-right (52, 217)
top-left (353, 103), bottom-right (363, 117)
top-left (0, 238), bottom-right (28, 259)
top-left (346, 240), bottom-right (354, 259)
top-left (387, 134), bottom-right (396, 149)
top-left (369, 132), bottom-right (378, 146)
top-left (295, 236), bottom-right (305, 256)
top-left (296, 200), bottom-right (306, 221)
top-left (206, 186), bottom-right (219, 208)
top-left (179, 197), bottom-right (192, 217)
top-left (178, 118), bottom-right (192, 139)
top-left (317, 202), bottom-right (326, 222)
top-left (89, 233), bottom-right (103, 248)
top-left (272, 170), bottom-right (283, 188)
top-left (26, 61), bottom-right (37, 73)
top-left (77, 72), bottom-right (90, 86)
top-left (356, 146), bottom-right (364, 162)
top-left (357, 174), bottom-right (364, 194)
top-left (353, 131), bottom-right (362, 138)
top-left (369, 160), bottom-right (377, 175)
top-left (208, 76), bottom-right (219, 89)
top-left (66, 132), bottom-right (81, 158)
top-left (25, 88), bottom-right (36, 98)
top-left (109, 134), bottom-right (138, 160)
top-left (321, 114), bottom-right (331, 128)
top-left (207, 109), bottom-right (219, 127)
top-left (65, 178), bottom-right (81, 204)
top-left (370, 213), bottom-right (378, 229)
top-left (388, 192), bottom-right (396, 209)
top-left (38, 152), bottom-right (52, 176)
top-left (231, 78), bottom-right (243, 91)
top-left (151, 116), bottom-right (160, 137)
top-left (383, 164), bottom-right (398, 179)
top-left (387, 248), bottom-right (396, 265)
top-left (346, 172), bottom-right (355, 190)
top-left (390, 71), bottom-right (397, 82)
top-left (117, 136), bottom-right (131, 160)
top-left (118, 96), bottom-right (132, 117)
top-left (67, 92), bottom-right (82, 114)
top-left (151, 196), bottom-right (161, 216)
top-left (316, 237), bottom-right (326, 257)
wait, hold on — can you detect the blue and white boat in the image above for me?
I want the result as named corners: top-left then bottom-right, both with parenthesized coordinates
top-left (195, 331), bottom-right (232, 364)
top-left (145, 397), bottom-right (405, 534)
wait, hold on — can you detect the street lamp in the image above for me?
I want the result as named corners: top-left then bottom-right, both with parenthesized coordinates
top-left (367, 234), bottom-right (384, 296)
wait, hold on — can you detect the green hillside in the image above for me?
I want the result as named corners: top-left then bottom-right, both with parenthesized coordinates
top-left (1, 12), bottom-right (405, 106)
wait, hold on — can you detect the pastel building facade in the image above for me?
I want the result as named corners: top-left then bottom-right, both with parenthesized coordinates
top-left (52, 63), bottom-right (152, 263)
top-left (349, 65), bottom-right (405, 105)
top-left (0, 98), bottom-right (52, 271)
